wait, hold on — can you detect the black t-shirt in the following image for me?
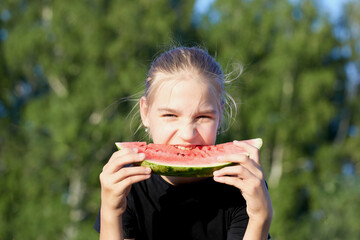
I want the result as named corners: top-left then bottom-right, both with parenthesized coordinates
top-left (94, 174), bottom-right (250, 240)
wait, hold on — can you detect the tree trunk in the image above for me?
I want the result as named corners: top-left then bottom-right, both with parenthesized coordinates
top-left (269, 73), bottom-right (294, 186)
top-left (63, 169), bottom-right (85, 240)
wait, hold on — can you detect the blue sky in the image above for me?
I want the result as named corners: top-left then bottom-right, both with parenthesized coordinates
top-left (316, 0), bottom-right (355, 22)
top-left (195, 0), bottom-right (355, 23)
top-left (193, 0), bottom-right (360, 94)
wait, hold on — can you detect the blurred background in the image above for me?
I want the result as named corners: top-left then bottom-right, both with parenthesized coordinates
top-left (1, 0), bottom-right (359, 239)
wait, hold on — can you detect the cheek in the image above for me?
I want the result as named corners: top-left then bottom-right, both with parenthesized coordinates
top-left (197, 123), bottom-right (218, 141)
top-left (148, 120), bottom-right (177, 144)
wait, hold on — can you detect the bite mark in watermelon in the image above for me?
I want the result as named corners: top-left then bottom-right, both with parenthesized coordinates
top-left (115, 138), bottom-right (263, 177)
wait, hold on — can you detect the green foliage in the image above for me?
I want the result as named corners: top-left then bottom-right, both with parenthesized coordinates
top-left (201, 0), bottom-right (360, 239)
top-left (1, 0), bottom-right (359, 239)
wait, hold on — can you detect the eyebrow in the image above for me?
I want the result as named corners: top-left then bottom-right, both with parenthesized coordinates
top-left (157, 107), bottom-right (178, 113)
top-left (157, 107), bottom-right (218, 115)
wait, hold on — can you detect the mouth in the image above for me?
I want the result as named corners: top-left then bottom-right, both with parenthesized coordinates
top-left (173, 145), bottom-right (197, 150)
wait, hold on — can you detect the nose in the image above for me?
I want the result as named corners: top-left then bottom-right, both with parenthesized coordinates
top-left (178, 123), bottom-right (197, 142)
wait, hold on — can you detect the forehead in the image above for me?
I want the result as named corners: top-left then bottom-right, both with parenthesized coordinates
top-left (150, 74), bottom-right (220, 111)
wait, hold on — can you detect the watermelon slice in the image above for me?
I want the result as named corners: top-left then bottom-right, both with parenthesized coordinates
top-left (115, 138), bottom-right (263, 177)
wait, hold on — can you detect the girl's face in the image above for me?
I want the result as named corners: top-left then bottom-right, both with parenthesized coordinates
top-left (140, 74), bottom-right (221, 146)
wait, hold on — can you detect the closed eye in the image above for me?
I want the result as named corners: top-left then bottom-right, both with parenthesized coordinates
top-left (197, 115), bottom-right (213, 119)
top-left (162, 114), bottom-right (177, 118)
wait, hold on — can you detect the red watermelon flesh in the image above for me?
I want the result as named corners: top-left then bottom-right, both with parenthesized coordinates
top-left (115, 138), bottom-right (263, 177)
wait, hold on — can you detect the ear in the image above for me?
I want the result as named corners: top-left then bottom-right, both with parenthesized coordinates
top-left (140, 96), bottom-right (150, 127)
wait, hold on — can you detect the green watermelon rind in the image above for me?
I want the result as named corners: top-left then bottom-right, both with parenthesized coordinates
top-left (115, 139), bottom-right (262, 177)
top-left (137, 160), bottom-right (233, 177)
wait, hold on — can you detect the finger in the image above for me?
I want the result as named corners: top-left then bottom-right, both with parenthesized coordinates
top-left (114, 174), bottom-right (152, 195)
top-left (213, 175), bottom-right (245, 190)
top-left (217, 154), bottom-right (263, 179)
top-left (114, 166), bottom-right (152, 183)
top-left (213, 168), bottom-right (264, 191)
top-left (101, 166), bottom-right (151, 195)
top-left (104, 149), bottom-right (133, 171)
top-left (104, 151), bottom-right (146, 173)
top-left (213, 164), bottom-right (253, 179)
top-left (233, 140), bottom-right (260, 165)
top-left (109, 148), bottom-right (138, 162)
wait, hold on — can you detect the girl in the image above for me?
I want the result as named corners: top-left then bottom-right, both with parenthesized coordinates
top-left (94, 47), bottom-right (272, 239)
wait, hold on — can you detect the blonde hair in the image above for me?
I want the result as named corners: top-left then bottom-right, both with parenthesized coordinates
top-left (143, 46), bottom-right (237, 133)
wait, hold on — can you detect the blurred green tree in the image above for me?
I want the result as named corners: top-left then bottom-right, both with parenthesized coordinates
top-left (0, 0), bottom-right (359, 239)
top-left (1, 0), bottom-right (197, 239)
top-left (198, 0), bottom-right (360, 239)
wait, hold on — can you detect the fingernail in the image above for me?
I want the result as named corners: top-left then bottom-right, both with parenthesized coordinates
top-left (145, 167), bottom-right (151, 173)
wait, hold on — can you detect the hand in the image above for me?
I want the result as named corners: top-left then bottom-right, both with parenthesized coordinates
top-left (213, 140), bottom-right (273, 223)
top-left (99, 148), bottom-right (151, 218)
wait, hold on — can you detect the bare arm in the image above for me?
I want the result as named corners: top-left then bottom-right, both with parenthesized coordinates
top-left (243, 217), bottom-right (271, 240)
top-left (213, 140), bottom-right (273, 240)
top-left (99, 212), bottom-right (124, 240)
top-left (99, 149), bottom-right (151, 240)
